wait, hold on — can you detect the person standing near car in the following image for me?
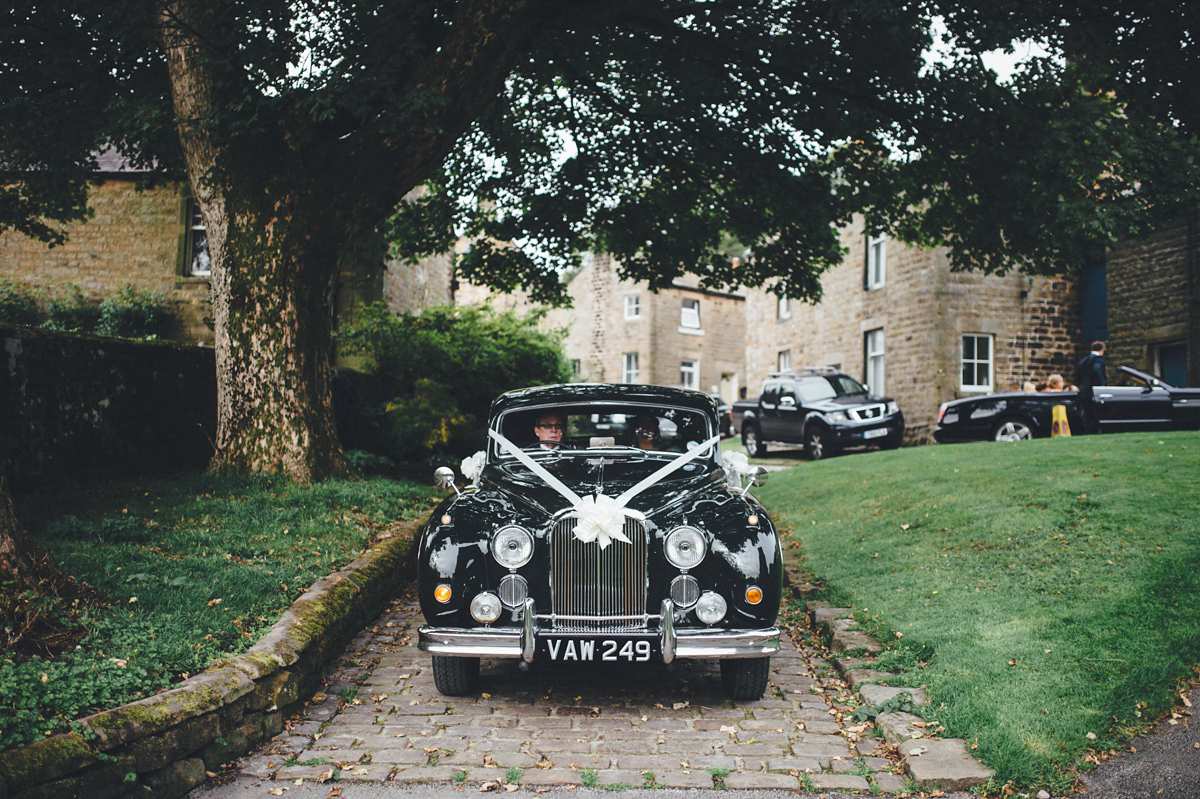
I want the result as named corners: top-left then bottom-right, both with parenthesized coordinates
top-left (1075, 341), bottom-right (1108, 433)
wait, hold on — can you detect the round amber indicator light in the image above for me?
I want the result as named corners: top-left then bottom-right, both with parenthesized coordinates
top-left (441, 514), bottom-right (452, 525)
top-left (745, 586), bottom-right (763, 605)
top-left (434, 584), bottom-right (453, 604)
top-left (747, 514), bottom-right (759, 526)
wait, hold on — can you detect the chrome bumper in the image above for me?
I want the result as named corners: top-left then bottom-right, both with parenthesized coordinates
top-left (418, 599), bottom-right (780, 663)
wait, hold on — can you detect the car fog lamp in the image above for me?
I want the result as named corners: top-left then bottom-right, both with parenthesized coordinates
top-left (665, 526), bottom-right (706, 570)
top-left (670, 575), bottom-right (700, 609)
top-left (434, 584), bottom-right (452, 604)
top-left (491, 525), bottom-right (534, 568)
top-left (470, 592), bottom-right (503, 623)
top-left (745, 586), bottom-right (764, 605)
top-left (499, 574), bottom-right (528, 608)
top-left (695, 591), bottom-right (727, 625)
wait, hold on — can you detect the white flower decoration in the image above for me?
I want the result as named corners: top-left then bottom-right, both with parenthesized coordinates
top-left (572, 494), bottom-right (632, 550)
top-left (460, 450), bottom-right (486, 486)
top-left (722, 450), bottom-right (758, 493)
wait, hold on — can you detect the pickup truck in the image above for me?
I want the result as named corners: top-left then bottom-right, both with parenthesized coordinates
top-left (733, 367), bottom-right (905, 459)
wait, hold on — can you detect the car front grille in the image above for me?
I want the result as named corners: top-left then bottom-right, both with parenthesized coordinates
top-left (850, 403), bottom-right (885, 421)
top-left (549, 515), bottom-right (649, 632)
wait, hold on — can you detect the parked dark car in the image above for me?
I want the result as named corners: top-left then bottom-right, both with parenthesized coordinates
top-left (934, 366), bottom-right (1200, 442)
top-left (712, 394), bottom-right (734, 438)
top-left (416, 383), bottom-right (782, 700)
top-left (733, 367), bottom-right (904, 459)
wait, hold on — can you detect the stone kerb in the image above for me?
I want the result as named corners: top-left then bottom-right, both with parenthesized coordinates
top-left (0, 534), bottom-right (415, 799)
top-left (804, 599), bottom-right (995, 792)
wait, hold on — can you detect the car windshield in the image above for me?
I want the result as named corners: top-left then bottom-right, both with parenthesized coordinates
top-left (493, 403), bottom-right (714, 460)
top-left (796, 375), bottom-right (867, 402)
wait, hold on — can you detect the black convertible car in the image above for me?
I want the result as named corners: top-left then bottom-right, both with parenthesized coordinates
top-left (934, 366), bottom-right (1200, 442)
top-left (416, 383), bottom-right (782, 700)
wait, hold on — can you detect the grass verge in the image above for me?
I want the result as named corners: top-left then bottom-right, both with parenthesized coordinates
top-left (1, 472), bottom-right (441, 751)
top-left (756, 430), bottom-right (1200, 792)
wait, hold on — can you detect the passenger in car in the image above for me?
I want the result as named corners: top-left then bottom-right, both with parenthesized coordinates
top-left (1041, 374), bottom-right (1077, 392)
top-left (631, 414), bottom-right (661, 450)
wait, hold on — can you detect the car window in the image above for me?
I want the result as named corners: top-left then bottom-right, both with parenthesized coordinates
top-left (497, 405), bottom-right (712, 454)
top-left (795, 378), bottom-right (836, 403)
top-left (830, 374), bottom-right (868, 396)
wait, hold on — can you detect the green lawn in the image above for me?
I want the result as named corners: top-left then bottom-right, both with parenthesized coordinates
top-left (2, 473), bottom-right (441, 751)
top-left (755, 430), bottom-right (1200, 792)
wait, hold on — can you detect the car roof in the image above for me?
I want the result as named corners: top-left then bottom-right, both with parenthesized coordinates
top-left (491, 383), bottom-right (718, 416)
top-left (766, 367), bottom-right (844, 379)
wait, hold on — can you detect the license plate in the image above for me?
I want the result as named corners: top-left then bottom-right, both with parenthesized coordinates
top-left (863, 427), bottom-right (889, 440)
top-left (542, 637), bottom-right (655, 662)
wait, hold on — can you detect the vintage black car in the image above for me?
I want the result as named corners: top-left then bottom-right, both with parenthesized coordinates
top-left (934, 366), bottom-right (1200, 442)
top-left (417, 383), bottom-right (782, 700)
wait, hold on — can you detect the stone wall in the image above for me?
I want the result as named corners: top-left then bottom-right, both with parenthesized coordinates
top-left (0, 534), bottom-right (414, 799)
top-left (0, 177), bottom-right (214, 345)
top-left (0, 324), bottom-right (216, 483)
top-left (1106, 218), bottom-right (1199, 384)
top-left (744, 219), bottom-right (1081, 444)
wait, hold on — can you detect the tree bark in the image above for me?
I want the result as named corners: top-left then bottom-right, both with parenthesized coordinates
top-left (156, 0), bottom-right (557, 482)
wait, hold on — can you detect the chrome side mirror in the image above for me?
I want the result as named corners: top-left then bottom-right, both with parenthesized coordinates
top-left (434, 466), bottom-right (459, 495)
top-left (751, 466), bottom-right (769, 487)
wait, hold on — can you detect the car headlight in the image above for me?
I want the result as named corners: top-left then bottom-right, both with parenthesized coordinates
top-left (491, 525), bottom-right (534, 568)
top-left (826, 411), bottom-right (849, 422)
top-left (665, 526), bottom-right (706, 570)
top-left (695, 591), bottom-right (727, 625)
top-left (887, 401), bottom-right (900, 415)
top-left (470, 592), bottom-right (502, 623)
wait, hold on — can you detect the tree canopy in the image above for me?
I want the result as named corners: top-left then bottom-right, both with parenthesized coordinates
top-left (2, 0), bottom-right (1198, 479)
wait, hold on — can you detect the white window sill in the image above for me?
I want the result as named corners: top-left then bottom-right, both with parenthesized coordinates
top-left (678, 327), bottom-right (705, 336)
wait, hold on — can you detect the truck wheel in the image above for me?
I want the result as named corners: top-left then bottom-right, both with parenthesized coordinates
top-left (720, 657), bottom-right (771, 700)
top-left (805, 426), bottom-right (834, 460)
top-left (432, 655), bottom-right (480, 696)
top-left (742, 425), bottom-right (766, 457)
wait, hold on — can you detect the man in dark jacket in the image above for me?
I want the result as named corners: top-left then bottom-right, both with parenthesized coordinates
top-left (1075, 341), bottom-right (1107, 433)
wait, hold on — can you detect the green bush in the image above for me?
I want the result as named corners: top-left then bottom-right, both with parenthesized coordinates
top-left (95, 284), bottom-right (171, 339)
top-left (41, 282), bottom-right (100, 332)
top-left (337, 302), bottom-right (573, 463)
top-left (0, 279), bottom-right (40, 326)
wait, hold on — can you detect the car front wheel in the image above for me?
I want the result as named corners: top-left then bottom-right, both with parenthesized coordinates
top-left (432, 655), bottom-right (480, 696)
top-left (720, 657), bottom-right (771, 700)
top-left (993, 418), bottom-right (1035, 442)
top-left (742, 425), bottom-right (766, 457)
top-left (805, 426), bottom-right (834, 460)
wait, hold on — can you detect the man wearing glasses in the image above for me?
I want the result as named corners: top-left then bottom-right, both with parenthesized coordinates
top-left (533, 411), bottom-right (567, 449)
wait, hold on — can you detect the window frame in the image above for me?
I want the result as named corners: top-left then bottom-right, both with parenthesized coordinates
top-left (960, 333), bottom-right (994, 392)
top-left (777, 349), bottom-right (791, 373)
top-left (679, 297), bottom-right (701, 330)
top-left (680, 359), bottom-right (699, 390)
top-left (623, 294), bottom-right (641, 320)
top-left (866, 233), bottom-right (886, 290)
top-left (864, 328), bottom-right (885, 394)
top-left (622, 352), bottom-right (640, 383)
top-left (181, 196), bottom-right (211, 278)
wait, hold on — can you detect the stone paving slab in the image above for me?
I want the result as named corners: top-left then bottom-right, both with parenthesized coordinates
top-left (211, 587), bottom-right (986, 796)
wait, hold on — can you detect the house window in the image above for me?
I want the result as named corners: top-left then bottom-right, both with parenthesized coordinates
top-left (777, 295), bottom-right (790, 319)
top-left (624, 294), bottom-right (641, 319)
top-left (622, 352), bottom-right (639, 383)
top-left (961, 334), bottom-right (993, 391)
top-left (183, 198), bottom-right (210, 277)
top-left (571, 359), bottom-right (581, 377)
top-left (681, 360), bottom-right (699, 390)
top-left (1154, 341), bottom-right (1187, 386)
top-left (865, 328), bottom-right (885, 394)
top-left (777, 350), bottom-right (791, 372)
top-left (866, 233), bottom-right (886, 290)
top-left (680, 298), bottom-right (701, 330)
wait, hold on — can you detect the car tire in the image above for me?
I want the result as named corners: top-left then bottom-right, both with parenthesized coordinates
top-left (742, 425), bottom-right (766, 457)
top-left (431, 655), bottom-right (480, 696)
top-left (720, 656), bottom-right (771, 700)
top-left (805, 426), bottom-right (834, 460)
top-left (993, 417), bottom-right (1035, 442)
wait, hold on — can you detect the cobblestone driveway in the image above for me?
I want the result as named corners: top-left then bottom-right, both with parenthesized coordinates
top-left (233, 588), bottom-right (911, 795)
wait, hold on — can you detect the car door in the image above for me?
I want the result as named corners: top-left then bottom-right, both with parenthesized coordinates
top-left (1094, 384), bottom-right (1173, 431)
top-left (758, 380), bottom-right (781, 439)
top-left (773, 379), bottom-right (803, 444)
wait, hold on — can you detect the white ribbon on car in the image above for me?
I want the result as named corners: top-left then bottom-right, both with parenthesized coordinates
top-left (488, 428), bottom-right (721, 550)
